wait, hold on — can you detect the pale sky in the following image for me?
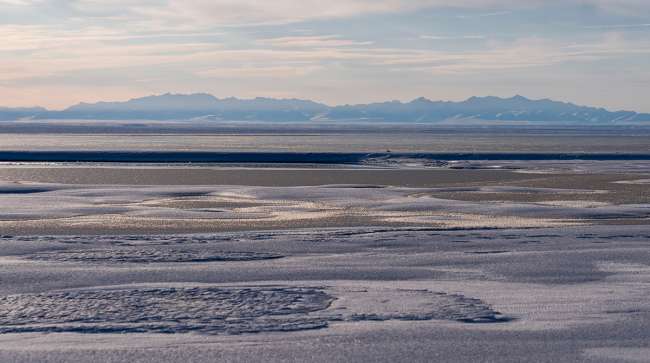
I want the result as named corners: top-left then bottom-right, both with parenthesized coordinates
top-left (1, 0), bottom-right (650, 111)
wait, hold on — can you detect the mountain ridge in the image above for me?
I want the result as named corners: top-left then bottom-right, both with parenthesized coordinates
top-left (1, 93), bottom-right (648, 123)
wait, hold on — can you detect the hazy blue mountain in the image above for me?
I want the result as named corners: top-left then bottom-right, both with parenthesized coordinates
top-left (55, 93), bottom-right (329, 121)
top-left (0, 106), bottom-right (47, 121)
top-left (1, 93), bottom-right (648, 123)
top-left (326, 95), bottom-right (650, 123)
top-left (67, 93), bottom-right (221, 112)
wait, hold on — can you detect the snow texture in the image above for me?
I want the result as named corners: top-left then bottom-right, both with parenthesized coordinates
top-left (0, 285), bottom-right (508, 335)
top-left (28, 249), bottom-right (283, 264)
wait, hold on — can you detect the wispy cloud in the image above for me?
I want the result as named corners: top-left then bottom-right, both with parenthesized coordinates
top-left (259, 35), bottom-right (373, 48)
top-left (584, 23), bottom-right (650, 29)
top-left (0, 0), bottom-right (36, 5)
top-left (456, 10), bottom-right (512, 19)
top-left (379, 35), bottom-right (650, 74)
top-left (420, 35), bottom-right (486, 40)
top-left (197, 65), bottom-right (323, 78)
top-left (2, 19), bottom-right (648, 84)
top-left (56, 1), bottom-right (650, 27)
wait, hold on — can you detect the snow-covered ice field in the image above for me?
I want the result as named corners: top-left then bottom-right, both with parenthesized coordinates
top-left (0, 161), bottom-right (649, 362)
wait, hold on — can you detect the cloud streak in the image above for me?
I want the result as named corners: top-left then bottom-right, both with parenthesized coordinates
top-left (7, 1), bottom-right (650, 27)
top-left (584, 23), bottom-right (650, 29)
top-left (420, 35), bottom-right (486, 40)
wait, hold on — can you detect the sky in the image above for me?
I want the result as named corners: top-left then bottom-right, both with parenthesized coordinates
top-left (1, 0), bottom-right (649, 111)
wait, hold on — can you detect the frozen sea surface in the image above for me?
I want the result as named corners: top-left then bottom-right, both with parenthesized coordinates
top-left (1, 223), bottom-right (650, 362)
top-left (0, 151), bottom-right (649, 362)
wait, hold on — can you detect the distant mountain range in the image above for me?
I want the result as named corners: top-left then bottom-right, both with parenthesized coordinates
top-left (2, 93), bottom-right (649, 123)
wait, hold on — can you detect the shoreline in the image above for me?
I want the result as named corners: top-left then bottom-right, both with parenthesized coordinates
top-left (1, 150), bottom-right (650, 163)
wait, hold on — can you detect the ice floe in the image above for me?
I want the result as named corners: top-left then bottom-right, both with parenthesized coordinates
top-left (27, 249), bottom-right (283, 264)
top-left (0, 284), bottom-right (510, 335)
